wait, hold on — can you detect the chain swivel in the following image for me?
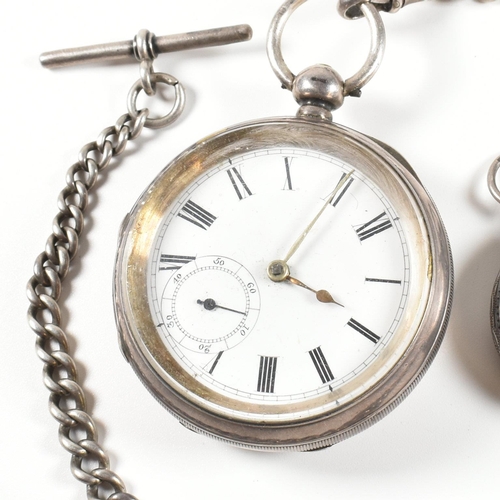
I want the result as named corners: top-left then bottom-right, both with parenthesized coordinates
top-left (338, 0), bottom-right (423, 20)
top-left (133, 29), bottom-right (158, 96)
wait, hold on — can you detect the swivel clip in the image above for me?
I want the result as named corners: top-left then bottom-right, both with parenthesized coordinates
top-left (338, 0), bottom-right (423, 19)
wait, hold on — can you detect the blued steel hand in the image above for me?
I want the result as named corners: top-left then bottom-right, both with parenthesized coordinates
top-left (283, 170), bottom-right (354, 263)
top-left (197, 298), bottom-right (247, 315)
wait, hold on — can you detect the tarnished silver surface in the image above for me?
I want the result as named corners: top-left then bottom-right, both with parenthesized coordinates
top-left (267, 0), bottom-right (385, 99)
top-left (337, 0), bottom-right (423, 19)
top-left (39, 24), bottom-right (253, 68)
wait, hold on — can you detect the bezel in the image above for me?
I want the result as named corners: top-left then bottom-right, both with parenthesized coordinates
top-left (113, 116), bottom-right (453, 450)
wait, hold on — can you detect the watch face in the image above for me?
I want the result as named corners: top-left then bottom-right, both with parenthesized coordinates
top-left (114, 118), bottom-right (452, 449)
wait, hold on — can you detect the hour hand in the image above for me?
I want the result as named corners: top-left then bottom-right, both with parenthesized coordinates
top-left (267, 260), bottom-right (343, 307)
top-left (286, 276), bottom-right (343, 306)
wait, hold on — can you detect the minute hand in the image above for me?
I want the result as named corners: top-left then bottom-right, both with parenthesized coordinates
top-left (283, 170), bottom-right (354, 263)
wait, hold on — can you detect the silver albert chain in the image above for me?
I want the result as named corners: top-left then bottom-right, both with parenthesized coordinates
top-left (27, 24), bottom-right (251, 500)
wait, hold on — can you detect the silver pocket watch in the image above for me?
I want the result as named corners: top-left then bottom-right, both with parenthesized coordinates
top-left (114, 0), bottom-right (452, 451)
top-left (28, 0), bottom-right (453, 497)
top-left (488, 158), bottom-right (500, 353)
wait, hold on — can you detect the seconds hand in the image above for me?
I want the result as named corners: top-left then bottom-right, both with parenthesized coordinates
top-left (197, 298), bottom-right (247, 316)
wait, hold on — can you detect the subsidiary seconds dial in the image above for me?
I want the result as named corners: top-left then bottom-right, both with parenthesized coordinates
top-left (160, 255), bottom-right (260, 354)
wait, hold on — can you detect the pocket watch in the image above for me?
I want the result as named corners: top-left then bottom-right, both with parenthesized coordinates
top-left (113, 0), bottom-right (453, 451)
top-left (488, 157), bottom-right (500, 354)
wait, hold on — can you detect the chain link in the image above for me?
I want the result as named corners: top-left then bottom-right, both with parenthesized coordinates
top-left (27, 27), bottom-right (186, 497)
top-left (27, 108), bottom-right (151, 499)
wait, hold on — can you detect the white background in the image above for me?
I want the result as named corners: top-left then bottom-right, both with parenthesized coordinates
top-left (3, 0), bottom-right (500, 498)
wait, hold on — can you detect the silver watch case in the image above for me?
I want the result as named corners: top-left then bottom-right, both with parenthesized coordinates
top-left (113, 117), bottom-right (453, 451)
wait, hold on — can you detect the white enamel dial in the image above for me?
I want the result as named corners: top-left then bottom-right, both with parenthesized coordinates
top-left (115, 118), bottom-right (452, 449)
top-left (149, 148), bottom-right (409, 405)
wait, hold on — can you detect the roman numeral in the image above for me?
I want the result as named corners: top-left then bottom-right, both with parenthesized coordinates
top-left (355, 212), bottom-right (392, 241)
top-left (309, 347), bottom-right (334, 384)
top-left (329, 172), bottom-right (354, 207)
top-left (227, 166), bottom-right (252, 200)
top-left (206, 351), bottom-right (224, 375)
top-left (284, 157), bottom-right (293, 190)
top-left (365, 277), bottom-right (402, 285)
top-left (178, 199), bottom-right (217, 230)
top-left (257, 356), bottom-right (277, 393)
top-left (159, 254), bottom-right (195, 271)
top-left (347, 318), bottom-right (380, 343)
